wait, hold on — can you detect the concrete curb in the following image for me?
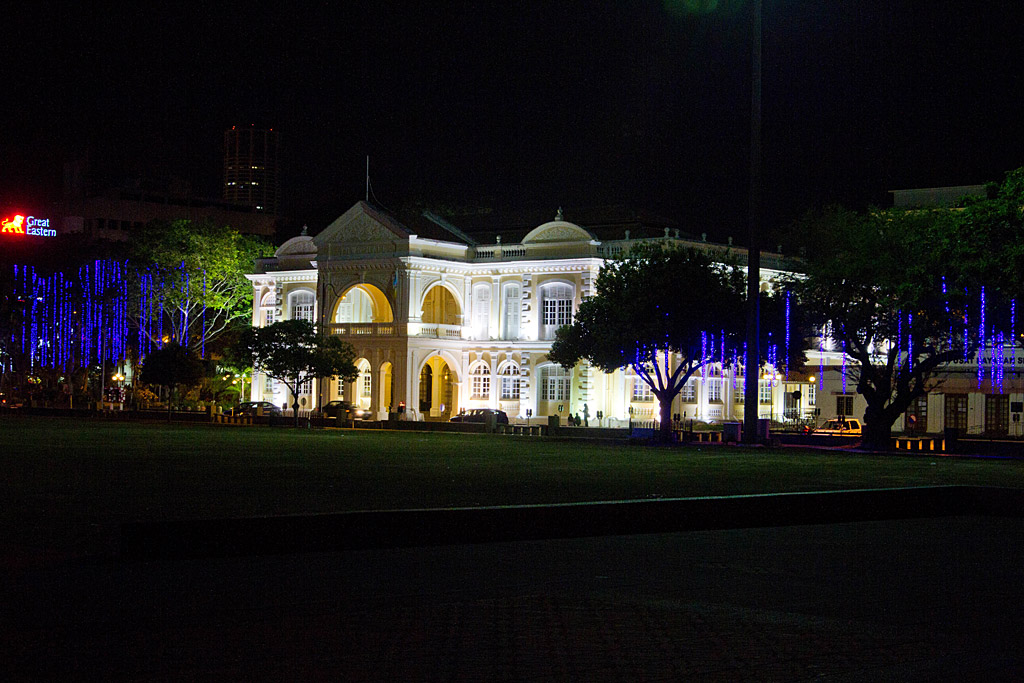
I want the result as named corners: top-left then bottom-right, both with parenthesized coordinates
top-left (119, 485), bottom-right (1023, 561)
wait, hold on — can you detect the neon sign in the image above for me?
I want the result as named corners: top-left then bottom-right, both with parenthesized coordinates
top-left (1, 214), bottom-right (56, 237)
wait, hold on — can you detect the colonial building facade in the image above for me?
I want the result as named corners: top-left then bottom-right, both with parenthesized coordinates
top-left (246, 201), bottom-right (814, 425)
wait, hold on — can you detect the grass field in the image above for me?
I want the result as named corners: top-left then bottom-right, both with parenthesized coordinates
top-left (3, 414), bottom-right (1024, 561)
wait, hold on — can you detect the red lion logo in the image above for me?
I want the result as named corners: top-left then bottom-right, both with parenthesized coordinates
top-left (1, 215), bottom-right (25, 234)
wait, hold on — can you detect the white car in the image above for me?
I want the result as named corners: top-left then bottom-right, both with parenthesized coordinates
top-left (815, 418), bottom-right (863, 436)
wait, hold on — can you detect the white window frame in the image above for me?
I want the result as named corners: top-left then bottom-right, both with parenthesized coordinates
top-left (632, 377), bottom-right (654, 402)
top-left (502, 283), bottom-right (521, 340)
top-left (259, 291), bottom-right (276, 327)
top-left (540, 364), bottom-right (570, 402)
top-left (499, 363), bottom-right (520, 400)
top-left (708, 377), bottom-right (723, 403)
top-left (541, 283), bottom-right (574, 340)
top-left (681, 378), bottom-right (696, 403)
top-left (472, 284), bottom-right (491, 340)
top-left (470, 363), bottom-right (490, 399)
top-left (289, 290), bottom-right (315, 323)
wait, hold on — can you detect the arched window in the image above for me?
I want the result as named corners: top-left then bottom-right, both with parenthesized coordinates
top-left (472, 284), bottom-right (491, 340)
top-left (499, 362), bottom-right (520, 400)
top-left (540, 364), bottom-right (569, 402)
top-left (541, 283), bottom-right (574, 340)
top-left (356, 360), bottom-right (372, 399)
top-left (502, 283), bottom-right (521, 340)
top-left (289, 290), bottom-right (315, 322)
top-left (259, 291), bottom-right (276, 327)
top-left (470, 362), bottom-right (490, 399)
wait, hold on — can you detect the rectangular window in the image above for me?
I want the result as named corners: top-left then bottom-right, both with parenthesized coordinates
top-left (836, 394), bottom-right (854, 417)
top-left (297, 377), bottom-right (312, 394)
top-left (632, 378), bottom-right (654, 402)
top-left (361, 373), bottom-right (371, 398)
top-left (806, 384), bottom-right (816, 406)
top-left (945, 394), bottom-right (968, 431)
top-left (541, 367), bottom-right (569, 401)
top-left (501, 376), bottom-right (520, 400)
top-left (681, 379), bottom-right (696, 403)
top-left (985, 394), bottom-right (1009, 435)
top-left (264, 375), bottom-right (275, 393)
top-left (503, 286), bottom-right (521, 340)
top-left (472, 374), bottom-right (490, 399)
top-left (734, 379), bottom-right (744, 403)
top-left (473, 286), bottom-right (491, 340)
top-left (543, 298), bottom-right (572, 326)
top-left (708, 379), bottom-right (722, 403)
top-left (759, 380), bottom-right (772, 404)
top-left (906, 394), bottom-right (927, 433)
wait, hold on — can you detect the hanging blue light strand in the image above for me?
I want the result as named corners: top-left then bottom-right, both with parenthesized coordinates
top-left (908, 312), bottom-right (913, 374)
top-left (942, 276), bottom-right (951, 350)
top-left (701, 331), bottom-right (707, 381)
top-left (978, 287), bottom-right (986, 389)
top-left (841, 339), bottom-right (847, 394)
top-left (1011, 299), bottom-right (1017, 372)
top-left (964, 290), bottom-right (970, 361)
top-left (897, 310), bottom-right (903, 373)
top-left (818, 325), bottom-right (825, 391)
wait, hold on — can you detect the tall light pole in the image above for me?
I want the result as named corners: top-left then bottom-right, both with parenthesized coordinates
top-left (743, 0), bottom-right (762, 444)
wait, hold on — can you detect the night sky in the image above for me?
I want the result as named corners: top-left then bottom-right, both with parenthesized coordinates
top-left (4, 1), bottom-right (1024, 241)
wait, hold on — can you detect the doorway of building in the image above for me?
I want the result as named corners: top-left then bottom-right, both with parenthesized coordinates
top-left (418, 356), bottom-right (458, 420)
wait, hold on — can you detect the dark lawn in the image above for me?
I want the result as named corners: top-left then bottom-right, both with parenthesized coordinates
top-left (3, 414), bottom-right (1024, 561)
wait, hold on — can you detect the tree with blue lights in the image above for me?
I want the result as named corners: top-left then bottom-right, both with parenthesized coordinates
top-left (130, 219), bottom-right (273, 356)
top-left (790, 170), bottom-right (1024, 450)
top-left (549, 243), bottom-right (752, 442)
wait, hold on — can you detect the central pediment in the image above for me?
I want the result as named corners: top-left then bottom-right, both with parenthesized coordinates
top-left (313, 201), bottom-right (413, 248)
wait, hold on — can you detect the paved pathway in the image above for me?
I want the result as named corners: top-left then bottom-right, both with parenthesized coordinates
top-left (6, 516), bottom-right (1024, 680)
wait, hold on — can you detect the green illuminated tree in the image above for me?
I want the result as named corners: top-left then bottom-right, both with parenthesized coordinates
top-left (549, 244), bottom-right (749, 441)
top-left (130, 220), bottom-right (273, 354)
top-left (233, 319), bottom-right (358, 427)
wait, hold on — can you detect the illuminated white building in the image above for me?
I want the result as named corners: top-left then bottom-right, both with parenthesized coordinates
top-left (246, 201), bottom-right (814, 424)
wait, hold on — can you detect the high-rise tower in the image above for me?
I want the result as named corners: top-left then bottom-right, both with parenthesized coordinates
top-left (223, 126), bottom-right (280, 214)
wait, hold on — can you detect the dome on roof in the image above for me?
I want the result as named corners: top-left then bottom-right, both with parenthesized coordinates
top-left (275, 234), bottom-right (317, 259)
top-left (521, 220), bottom-right (596, 244)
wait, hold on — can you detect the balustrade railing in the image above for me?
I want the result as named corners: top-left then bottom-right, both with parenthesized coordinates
top-left (326, 323), bottom-right (398, 336)
top-left (327, 322), bottom-right (466, 338)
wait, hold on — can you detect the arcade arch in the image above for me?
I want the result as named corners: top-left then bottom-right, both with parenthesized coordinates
top-left (332, 284), bottom-right (393, 324)
top-left (417, 354), bottom-right (460, 420)
top-left (420, 284), bottom-right (462, 326)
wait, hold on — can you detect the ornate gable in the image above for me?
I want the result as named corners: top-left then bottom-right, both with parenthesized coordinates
top-left (313, 201), bottom-right (412, 248)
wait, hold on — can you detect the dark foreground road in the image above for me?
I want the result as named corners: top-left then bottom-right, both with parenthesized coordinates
top-left (6, 515), bottom-right (1024, 681)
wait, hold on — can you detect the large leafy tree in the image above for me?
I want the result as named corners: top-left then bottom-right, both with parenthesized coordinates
top-left (790, 176), bottom-right (1023, 450)
top-left (130, 220), bottom-right (273, 354)
top-left (234, 319), bottom-right (359, 427)
top-left (549, 244), bottom-right (748, 441)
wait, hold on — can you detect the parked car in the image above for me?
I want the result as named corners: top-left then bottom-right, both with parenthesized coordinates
top-left (450, 408), bottom-right (509, 424)
top-left (814, 418), bottom-right (862, 436)
top-left (314, 400), bottom-right (370, 420)
top-left (236, 401), bottom-right (282, 417)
